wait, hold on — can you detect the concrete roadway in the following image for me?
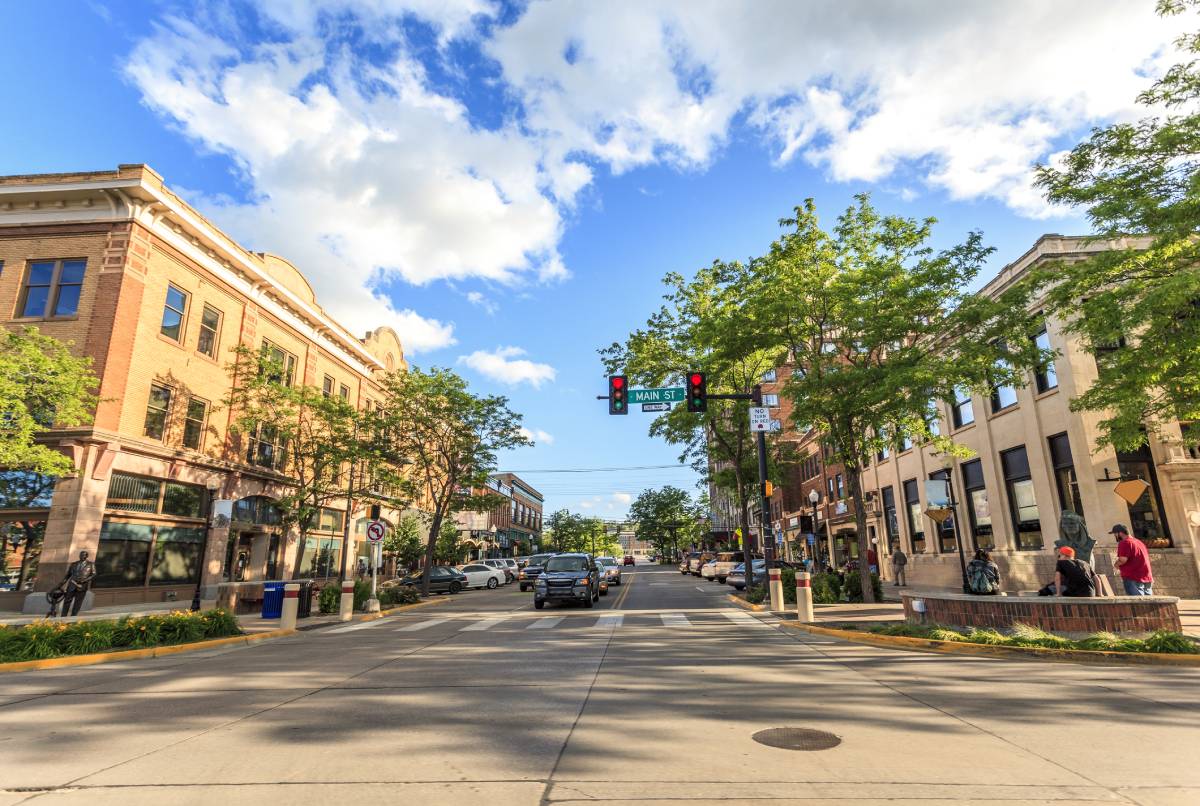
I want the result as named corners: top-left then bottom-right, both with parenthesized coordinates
top-left (2, 562), bottom-right (1199, 805)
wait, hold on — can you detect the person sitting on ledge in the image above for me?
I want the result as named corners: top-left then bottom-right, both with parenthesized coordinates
top-left (966, 549), bottom-right (1001, 595)
top-left (1054, 546), bottom-right (1096, 597)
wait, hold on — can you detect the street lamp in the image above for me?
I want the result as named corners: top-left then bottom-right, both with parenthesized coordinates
top-left (940, 455), bottom-right (971, 594)
top-left (191, 477), bottom-right (223, 612)
top-left (808, 488), bottom-right (820, 569)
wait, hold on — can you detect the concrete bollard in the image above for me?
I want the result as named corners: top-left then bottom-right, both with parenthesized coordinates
top-left (768, 567), bottom-right (784, 612)
top-left (281, 583), bottom-right (300, 630)
top-left (339, 579), bottom-right (355, 621)
top-left (796, 571), bottom-right (814, 622)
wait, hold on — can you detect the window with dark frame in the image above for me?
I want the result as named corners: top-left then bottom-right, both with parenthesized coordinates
top-left (1033, 325), bottom-right (1058, 393)
top-left (261, 340), bottom-right (297, 386)
top-left (881, 486), bottom-right (899, 549)
top-left (1001, 446), bottom-right (1042, 550)
top-left (143, 384), bottom-right (172, 440)
top-left (960, 458), bottom-right (994, 550)
top-left (196, 304), bottom-right (221, 358)
top-left (160, 284), bottom-right (188, 341)
top-left (247, 422), bottom-right (288, 472)
top-left (338, 384), bottom-right (350, 401)
top-left (928, 469), bottom-right (956, 553)
top-left (903, 478), bottom-right (925, 553)
top-left (19, 259), bottom-right (85, 319)
top-left (990, 359), bottom-right (1019, 412)
top-left (1047, 432), bottom-right (1083, 520)
top-left (951, 387), bottom-right (974, 428)
top-left (183, 397), bottom-right (208, 450)
top-left (322, 375), bottom-right (335, 398)
top-left (836, 474), bottom-right (845, 499)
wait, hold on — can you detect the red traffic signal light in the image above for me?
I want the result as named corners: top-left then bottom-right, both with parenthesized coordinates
top-left (609, 375), bottom-right (628, 415)
top-left (686, 371), bottom-right (707, 413)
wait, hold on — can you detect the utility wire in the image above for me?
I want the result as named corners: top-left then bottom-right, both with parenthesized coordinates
top-left (499, 464), bottom-right (692, 473)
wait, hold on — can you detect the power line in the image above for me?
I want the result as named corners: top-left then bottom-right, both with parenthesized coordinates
top-left (498, 464), bottom-right (694, 474)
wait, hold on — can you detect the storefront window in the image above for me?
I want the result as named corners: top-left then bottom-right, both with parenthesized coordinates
top-left (162, 483), bottom-right (204, 519)
top-left (95, 521), bottom-right (154, 587)
top-left (961, 459), bottom-right (993, 550)
top-left (1048, 433), bottom-right (1084, 522)
top-left (1001, 447), bottom-right (1042, 550)
top-left (881, 486), bottom-right (899, 550)
top-left (929, 470), bottom-right (956, 553)
top-left (1116, 445), bottom-right (1172, 547)
top-left (903, 479), bottom-right (925, 553)
top-left (107, 473), bottom-right (161, 513)
top-left (298, 537), bottom-right (342, 580)
top-left (149, 526), bottom-right (204, 584)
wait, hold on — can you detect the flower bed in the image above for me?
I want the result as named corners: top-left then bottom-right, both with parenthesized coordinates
top-left (0, 609), bottom-right (243, 663)
top-left (842, 621), bottom-right (1200, 655)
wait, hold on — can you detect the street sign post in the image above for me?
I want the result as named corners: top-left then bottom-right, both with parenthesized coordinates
top-left (631, 387), bottom-right (685, 404)
top-left (366, 520), bottom-right (387, 544)
top-left (641, 402), bottom-right (671, 412)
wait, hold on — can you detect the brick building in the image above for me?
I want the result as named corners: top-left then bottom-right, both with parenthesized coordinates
top-left (0, 165), bottom-right (414, 608)
top-left (455, 473), bottom-right (544, 558)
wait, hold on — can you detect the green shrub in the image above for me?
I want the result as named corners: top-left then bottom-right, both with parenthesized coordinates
top-left (843, 572), bottom-right (884, 603)
top-left (1008, 623), bottom-right (1072, 649)
top-left (811, 573), bottom-right (841, 604)
top-left (744, 586), bottom-right (767, 604)
top-left (200, 608), bottom-right (241, 639)
top-left (354, 579), bottom-right (373, 611)
top-left (868, 623), bottom-right (930, 638)
top-left (963, 628), bottom-right (1008, 645)
top-left (59, 621), bottom-right (116, 655)
top-left (926, 627), bottom-right (966, 642)
top-left (318, 584), bottom-right (340, 614)
top-left (380, 586), bottom-right (420, 607)
top-left (778, 567), bottom-right (797, 604)
top-left (157, 612), bottom-right (205, 645)
top-left (1143, 630), bottom-right (1200, 654)
top-left (5, 621), bottom-right (63, 661)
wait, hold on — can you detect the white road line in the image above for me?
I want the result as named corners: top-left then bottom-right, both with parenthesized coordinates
top-left (527, 617), bottom-right (565, 630)
top-left (593, 614), bottom-right (623, 629)
top-left (393, 618), bottom-right (450, 632)
top-left (325, 619), bottom-right (394, 634)
top-left (660, 612), bottom-right (690, 627)
top-left (459, 617), bottom-right (508, 632)
top-left (722, 610), bottom-right (759, 623)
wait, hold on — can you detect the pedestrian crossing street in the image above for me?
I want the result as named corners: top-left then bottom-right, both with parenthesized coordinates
top-left (323, 609), bottom-right (767, 635)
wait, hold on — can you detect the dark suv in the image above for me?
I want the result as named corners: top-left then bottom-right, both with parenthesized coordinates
top-left (518, 553), bottom-right (555, 592)
top-left (534, 553), bottom-right (600, 609)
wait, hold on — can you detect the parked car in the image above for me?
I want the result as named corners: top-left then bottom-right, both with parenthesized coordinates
top-left (680, 552), bottom-right (700, 574)
top-left (712, 551), bottom-right (750, 584)
top-left (458, 563), bottom-right (507, 589)
top-left (595, 556), bottom-right (622, 585)
top-left (501, 558), bottom-right (519, 578)
top-left (724, 560), bottom-right (766, 591)
top-left (700, 560), bottom-right (718, 580)
top-left (534, 553), bottom-right (600, 609)
top-left (0, 573), bottom-right (15, 592)
top-left (481, 559), bottom-right (514, 582)
top-left (515, 556), bottom-right (530, 568)
top-left (518, 553), bottom-right (556, 591)
top-left (393, 566), bottom-right (467, 594)
top-left (688, 552), bottom-right (714, 576)
top-left (623, 555), bottom-right (635, 566)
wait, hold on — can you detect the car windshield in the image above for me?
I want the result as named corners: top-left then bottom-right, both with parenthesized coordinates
top-left (529, 554), bottom-right (553, 565)
top-left (545, 556), bottom-right (589, 572)
top-left (597, 558), bottom-right (617, 566)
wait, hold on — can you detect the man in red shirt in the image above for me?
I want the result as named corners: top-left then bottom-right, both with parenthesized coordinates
top-left (1111, 524), bottom-right (1153, 596)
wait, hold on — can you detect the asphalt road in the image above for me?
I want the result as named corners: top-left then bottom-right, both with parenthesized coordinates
top-left (2, 561), bottom-right (1199, 805)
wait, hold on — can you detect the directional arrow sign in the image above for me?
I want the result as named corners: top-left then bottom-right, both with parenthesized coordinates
top-left (630, 387), bottom-right (685, 404)
top-left (642, 402), bottom-right (671, 412)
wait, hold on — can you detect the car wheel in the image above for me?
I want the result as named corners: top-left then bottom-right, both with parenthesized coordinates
top-left (519, 583), bottom-right (528, 592)
top-left (583, 593), bottom-right (594, 608)
top-left (716, 577), bottom-right (726, 584)
top-left (487, 577), bottom-right (499, 589)
top-left (449, 581), bottom-right (462, 594)
top-left (534, 599), bottom-right (545, 609)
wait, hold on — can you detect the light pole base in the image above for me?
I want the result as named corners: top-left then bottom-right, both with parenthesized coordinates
top-left (364, 598), bottom-right (381, 614)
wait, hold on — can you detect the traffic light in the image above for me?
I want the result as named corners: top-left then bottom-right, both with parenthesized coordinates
top-left (763, 481), bottom-right (774, 498)
top-left (369, 504), bottom-right (381, 520)
top-left (608, 375), bottom-right (628, 415)
top-left (686, 371), bottom-right (707, 413)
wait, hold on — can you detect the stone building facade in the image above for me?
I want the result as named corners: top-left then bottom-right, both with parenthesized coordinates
top-left (456, 473), bottom-right (544, 558)
top-left (0, 165), bottom-right (411, 608)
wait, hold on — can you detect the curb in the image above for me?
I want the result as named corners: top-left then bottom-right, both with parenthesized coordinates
top-left (307, 594), bottom-right (449, 630)
top-left (0, 628), bottom-right (296, 675)
top-left (727, 594), bottom-right (767, 612)
top-left (782, 622), bottom-right (1200, 667)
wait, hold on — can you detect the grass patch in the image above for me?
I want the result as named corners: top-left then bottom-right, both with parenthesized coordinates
top-left (0, 609), bottom-right (243, 663)
top-left (843, 621), bottom-right (1200, 655)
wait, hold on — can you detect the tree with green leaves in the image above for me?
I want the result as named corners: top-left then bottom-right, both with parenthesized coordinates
top-left (1032, 0), bottom-right (1200, 450)
top-left (742, 196), bottom-right (1044, 601)
top-left (1, 327), bottom-right (98, 589)
top-left (601, 261), bottom-right (779, 551)
top-left (544, 509), bottom-right (589, 553)
top-left (628, 486), bottom-right (703, 560)
top-left (435, 520), bottom-right (469, 564)
top-left (226, 345), bottom-right (398, 578)
top-left (384, 513), bottom-right (425, 573)
top-left (375, 366), bottom-right (531, 594)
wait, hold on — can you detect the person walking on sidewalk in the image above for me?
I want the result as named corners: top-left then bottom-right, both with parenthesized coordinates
top-left (1111, 524), bottom-right (1154, 595)
top-left (891, 547), bottom-right (908, 587)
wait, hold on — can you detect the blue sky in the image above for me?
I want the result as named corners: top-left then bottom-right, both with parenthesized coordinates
top-left (0, 1), bottom-right (1184, 518)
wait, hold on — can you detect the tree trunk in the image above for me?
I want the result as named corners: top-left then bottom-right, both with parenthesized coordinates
top-left (421, 508), bottom-right (444, 597)
top-left (847, 467), bottom-right (876, 604)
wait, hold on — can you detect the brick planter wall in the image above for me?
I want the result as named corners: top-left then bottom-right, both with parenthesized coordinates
top-left (901, 592), bottom-right (1181, 635)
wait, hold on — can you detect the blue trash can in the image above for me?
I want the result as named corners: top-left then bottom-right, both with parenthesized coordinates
top-left (261, 582), bottom-right (284, 619)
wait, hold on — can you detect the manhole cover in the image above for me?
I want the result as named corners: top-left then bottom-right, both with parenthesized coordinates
top-left (751, 727), bottom-right (841, 751)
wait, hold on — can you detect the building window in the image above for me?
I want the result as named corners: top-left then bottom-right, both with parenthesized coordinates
top-left (835, 474), bottom-right (845, 499)
top-left (182, 397), bottom-right (208, 450)
top-left (144, 384), bottom-right (172, 441)
top-left (94, 521), bottom-right (155, 588)
top-left (196, 305), bottom-right (222, 358)
top-left (960, 459), bottom-right (994, 550)
top-left (877, 444), bottom-right (890, 462)
top-left (1116, 444), bottom-right (1172, 546)
top-left (900, 433), bottom-right (913, 452)
top-left (881, 486), bottom-right (899, 550)
top-left (160, 284), bottom-right (188, 342)
top-left (261, 340), bottom-right (297, 386)
top-left (951, 387), bottom-right (974, 428)
top-left (1047, 433), bottom-right (1083, 520)
top-left (1033, 325), bottom-right (1058, 393)
top-left (762, 393), bottom-right (779, 407)
top-left (990, 360), bottom-right (1019, 412)
top-left (322, 375), bottom-right (335, 398)
top-left (927, 401), bottom-right (941, 437)
top-left (247, 423), bottom-right (288, 472)
top-left (106, 473), bottom-right (206, 520)
top-left (762, 369), bottom-right (777, 382)
top-left (902, 479), bottom-right (925, 553)
top-left (1001, 446), bottom-right (1042, 550)
top-left (339, 384), bottom-right (350, 401)
top-left (827, 476), bottom-right (835, 498)
top-left (314, 508), bottom-right (345, 533)
top-left (928, 469), bottom-right (956, 553)
top-left (19, 259), bottom-right (85, 319)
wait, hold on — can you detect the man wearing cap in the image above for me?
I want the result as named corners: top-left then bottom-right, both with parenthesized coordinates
top-left (1111, 524), bottom-right (1153, 596)
top-left (1054, 546), bottom-right (1095, 597)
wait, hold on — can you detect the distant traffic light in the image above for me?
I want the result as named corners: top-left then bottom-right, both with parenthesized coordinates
top-left (608, 375), bottom-right (628, 415)
top-left (763, 480), bottom-right (774, 498)
top-left (686, 371), bottom-right (707, 413)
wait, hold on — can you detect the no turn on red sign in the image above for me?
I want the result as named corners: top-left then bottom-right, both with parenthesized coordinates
top-left (366, 520), bottom-right (388, 544)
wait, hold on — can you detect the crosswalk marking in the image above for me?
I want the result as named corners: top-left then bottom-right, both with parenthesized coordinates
top-left (393, 618), bottom-right (450, 632)
top-left (593, 614), bottom-right (623, 629)
top-left (325, 619), bottom-right (390, 634)
top-left (722, 610), bottom-right (759, 623)
top-left (460, 617), bottom-right (508, 632)
top-left (660, 612), bottom-right (690, 627)
top-left (527, 616), bottom-right (565, 630)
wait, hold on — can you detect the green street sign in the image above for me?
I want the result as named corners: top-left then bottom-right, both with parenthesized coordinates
top-left (630, 387), bottom-right (685, 404)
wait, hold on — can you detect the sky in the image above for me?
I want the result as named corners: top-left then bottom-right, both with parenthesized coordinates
top-left (0, 0), bottom-right (1187, 519)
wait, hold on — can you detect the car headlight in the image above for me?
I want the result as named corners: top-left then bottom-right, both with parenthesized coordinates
top-left (574, 578), bottom-right (589, 586)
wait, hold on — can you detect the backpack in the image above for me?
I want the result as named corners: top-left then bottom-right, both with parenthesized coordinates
top-left (967, 560), bottom-right (999, 595)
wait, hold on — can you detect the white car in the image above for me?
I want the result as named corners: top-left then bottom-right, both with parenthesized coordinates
top-left (711, 551), bottom-right (746, 583)
top-left (458, 563), bottom-right (507, 589)
top-left (481, 559), bottom-right (514, 583)
top-left (700, 560), bottom-right (718, 580)
top-left (595, 556), bottom-right (622, 585)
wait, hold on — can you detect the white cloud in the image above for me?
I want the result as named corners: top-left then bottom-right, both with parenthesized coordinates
top-left (519, 426), bottom-right (555, 446)
top-left (465, 291), bottom-right (498, 316)
top-left (459, 346), bottom-right (557, 388)
top-left (612, 492), bottom-right (632, 505)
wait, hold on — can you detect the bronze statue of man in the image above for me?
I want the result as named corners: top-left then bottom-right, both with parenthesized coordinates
top-left (58, 550), bottom-right (96, 617)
